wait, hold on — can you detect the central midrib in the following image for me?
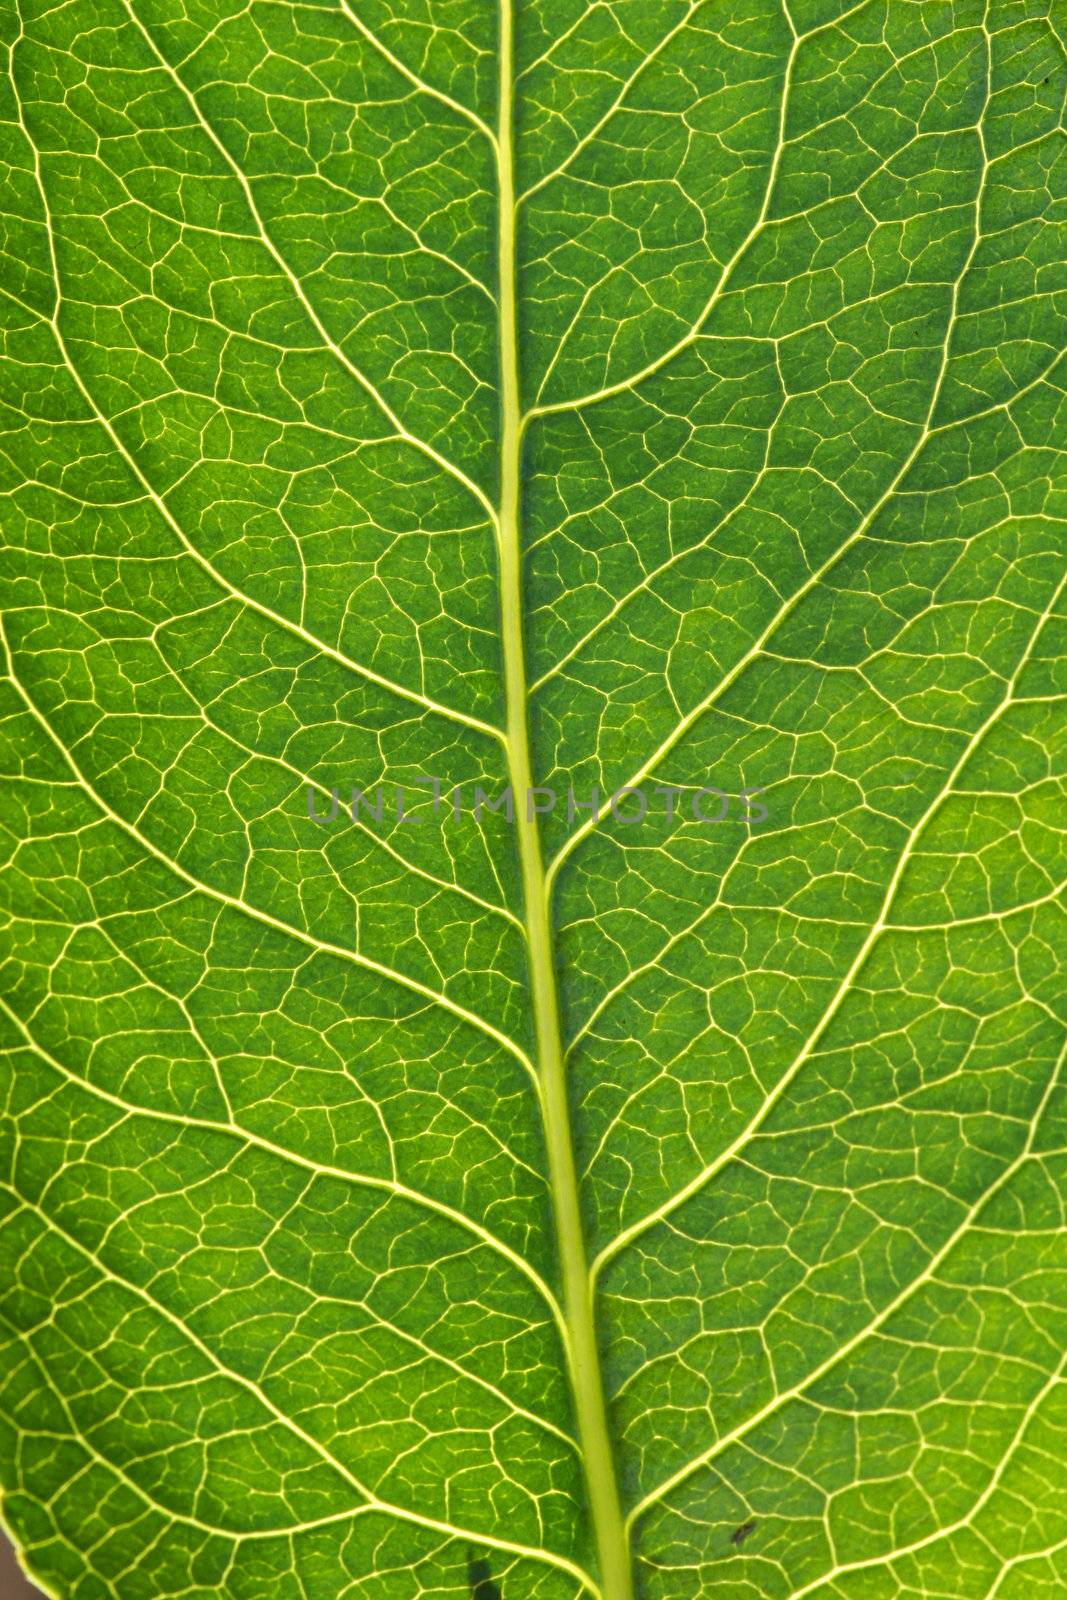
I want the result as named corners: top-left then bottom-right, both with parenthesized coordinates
top-left (494, 7), bottom-right (634, 1598)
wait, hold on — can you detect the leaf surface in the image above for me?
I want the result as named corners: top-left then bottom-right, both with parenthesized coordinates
top-left (1, 1), bottom-right (1065, 1598)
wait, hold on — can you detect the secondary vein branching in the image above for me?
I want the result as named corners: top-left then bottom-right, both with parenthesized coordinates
top-left (592, 565), bottom-right (1066, 1285)
top-left (0, 993), bottom-right (567, 1345)
top-left (2, 1190), bottom-right (597, 1593)
top-left (119, 0), bottom-right (499, 529)
top-left (2, 634), bottom-right (538, 1086)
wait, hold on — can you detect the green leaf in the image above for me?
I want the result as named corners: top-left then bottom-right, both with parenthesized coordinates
top-left (1, 1), bottom-right (1065, 1598)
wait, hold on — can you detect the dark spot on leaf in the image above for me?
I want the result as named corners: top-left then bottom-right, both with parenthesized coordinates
top-left (467, 1550), bottom-right (502, 1600)
top-left (730, 1521), bottom-right (757, 1546)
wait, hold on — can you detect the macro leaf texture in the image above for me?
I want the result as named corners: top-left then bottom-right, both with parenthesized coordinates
top-left (0, 0), bottom-right (1065, 1597)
